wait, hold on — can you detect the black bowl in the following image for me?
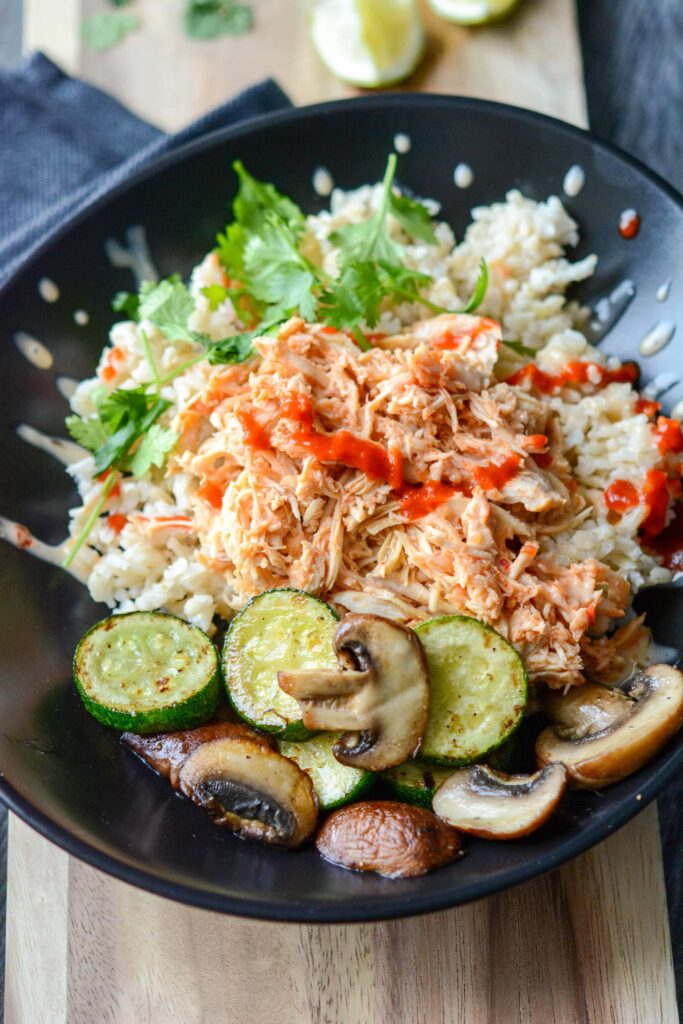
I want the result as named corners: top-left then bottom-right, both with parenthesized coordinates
top-left (1, 95), bottom-right (681, 922)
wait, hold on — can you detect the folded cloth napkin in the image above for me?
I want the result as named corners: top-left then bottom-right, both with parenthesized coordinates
top-left (0, 51), bottom-right (291, 1008)
top-left (0, 53), bottom-right (291, 284)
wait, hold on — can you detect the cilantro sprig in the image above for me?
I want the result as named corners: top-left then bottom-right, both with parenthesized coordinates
top-left (184, 0), bottom-right (252, 39)
top-left (81, 11), bottom-right (139, 51)
top-left (113, 154), bottom-right (489, 363)
top-left (63, 332), bottom-right (179, 566)
top-left (213, 154), bottom-right (486, 350)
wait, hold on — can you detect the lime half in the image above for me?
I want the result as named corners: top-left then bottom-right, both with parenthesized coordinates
top-left (428, 0), bottom-right (519, 25)
top-left (311, 0), bottom-right (425, 89)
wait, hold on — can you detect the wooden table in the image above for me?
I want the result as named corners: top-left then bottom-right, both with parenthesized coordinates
top-left (6, 2), bottom-right (678, 1021)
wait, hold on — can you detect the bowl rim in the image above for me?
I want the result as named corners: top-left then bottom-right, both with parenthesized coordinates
top-left (1, 92), bottom-right (682, 923)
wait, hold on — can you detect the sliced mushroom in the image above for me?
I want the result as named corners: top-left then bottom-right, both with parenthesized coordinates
top-left (315, 801), bottom-right (465, 878)
top-left (432, 763), bottom-right (567, 839)
top-left (535, 664), bottom-right (683, 788)
top-left (178, 736), bottom-right (318, 848)
top-left (278, 614), bottom-right (429, 771)
top-left (122, 720), bottom-right (274, 789)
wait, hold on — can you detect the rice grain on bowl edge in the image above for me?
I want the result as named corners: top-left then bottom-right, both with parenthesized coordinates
top-left (62, 184), bottom-right (677, 690)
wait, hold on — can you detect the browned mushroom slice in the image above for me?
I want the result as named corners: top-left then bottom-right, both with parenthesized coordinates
top-left (122, 720), bottom-right (273, 789)
top-left (432, 763), bottom-right (567, 839)
top-left (178, 736), bottom-right (318, 848)
top-left (536, 664), bottom-right (683, 789)
top-left (315, 801), bottom-right (464, 878)
top-left (278, 614), bottom-right (429, 771)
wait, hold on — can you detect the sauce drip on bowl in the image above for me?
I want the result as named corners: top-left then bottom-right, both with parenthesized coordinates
top-left (645, 502), bottom-right (683, 574)
top-left (619, 209), bottom-right (641, 239)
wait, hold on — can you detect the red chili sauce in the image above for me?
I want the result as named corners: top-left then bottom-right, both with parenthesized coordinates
top-left (604, 479), bottom-right (640, 514)
top-left (472, 452), bottom-right (521, 491)
top-left (236, 408), bottom-right (274, 451)
top-left (653, 416), bottom-right (683, 455)
top-left (433, 317), bottom-right (500, 351)
top-left (635, 398), bottom-right (661, 418)
top-left (645, 501), bottom-right (683, 574)
top-left (397, 480), bottom-right (465, 521)
top-left (107, 514), bottom-right (129, 534)
top-left (196, 481), bottom-right (224, 510)
top-left (238, 394), bottom-right (529, 522)
top-left (505, 360), bottom-right (638, 393)
top-left (618, 209), bottom-right (641, 240)
top-left (282, 393), bottom-right (404, 489)
top-left (642, 469), bottom-right (672, 536)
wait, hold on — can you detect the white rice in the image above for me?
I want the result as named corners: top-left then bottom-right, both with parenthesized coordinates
top-left (64, 186), bottom-right (671, 632)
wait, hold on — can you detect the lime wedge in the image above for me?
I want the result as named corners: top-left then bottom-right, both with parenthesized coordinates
top-left (311, 0), bottom-right (425, 89)
top-left (427, 0), bottom-right (519, 24)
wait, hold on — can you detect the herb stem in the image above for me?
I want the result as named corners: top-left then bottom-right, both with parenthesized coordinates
top-left (140, 329), bottom-right (161, 393)
top-left (157, 352), bottom-right (207, 387)
top-left (361, 154), bottom-right (398, 261)
top-left (62, 471), bottom-right (118, 569)
top-left (390, 287), bottom-right (448, 315)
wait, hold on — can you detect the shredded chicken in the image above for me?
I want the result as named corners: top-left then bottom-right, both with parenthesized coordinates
top-left (168, 313), bottom-right (635, 688)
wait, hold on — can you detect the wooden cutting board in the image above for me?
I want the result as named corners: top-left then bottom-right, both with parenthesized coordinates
top-left (7, 2), bottom-right (678, 1021)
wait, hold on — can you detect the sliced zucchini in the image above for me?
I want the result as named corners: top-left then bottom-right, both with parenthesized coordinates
top-left (382, 760), bottom-right (453, 808)
top-left (415, 615), bottom-right (527, 766)
top-left (278, 732), bottom-right (374, 811)
top-left (74, 612), bottom-right (221, 734)
top-left (223, 589), bottom-right (338, 739)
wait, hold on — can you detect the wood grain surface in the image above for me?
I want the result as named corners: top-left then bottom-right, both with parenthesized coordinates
top-left (6, 807), bottom-right (678, 1024)
top-left (25, 0), bottom-right (586, 131)
top-left (6, 1), bottom-right (677, 1022)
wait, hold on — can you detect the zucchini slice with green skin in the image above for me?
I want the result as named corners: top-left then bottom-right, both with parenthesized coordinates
top-left (278, 733), bottom-right (374, 811)
top-left (415, 615), bottom-right (527, 766)
top-left (223, 589), bottom-right (338, 740)
top-left (382, 760), bottom-right (453, 809)
top-left (74, 612), bottom-right (221, 734)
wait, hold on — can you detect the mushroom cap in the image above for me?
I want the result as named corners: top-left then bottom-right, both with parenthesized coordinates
top-left (536, 664), bottom-right (683, 789)
top-left (432, 763), bottom-right (567, 839)
top-left (122, 719), bottom-right (274, 789)
top-left (315, 800), bottom-right (465, 878)
top-left (179, 736), bottom-right (318, 848)
top-left (279, 614), bottom-right (430, 772)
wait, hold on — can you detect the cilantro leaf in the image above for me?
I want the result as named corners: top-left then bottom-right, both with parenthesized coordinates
top-left (65, 414), bottom-right (109, 451)
top-left (139, 277), bottom-right (258, 364)
top-left (213, 155), bottom-right (446, 352)
top-left (184, 0), bottom-right (252, 39)
top-left (112, 290), bottom-right (140, 320)
top-left (458, 259), bottom-right (489, 314)
top-left (66, 388), bottom-right (172, 476)
top-left (217, 160), bottom-right (304, 279)
top-left (138, 278), bottom-right (198, 343)
top-left (502, 339), bottom-right (536, 358)
top-left (330, 155), bottom-right (400, 265)
top-left (201, 284), bottom-right (229, 311)
top-left (388, 191), bottom-right (437, 245)
top-left (81, 12), bottom-right (139, 51)
top-left (207, 327), bottom-right (264, 365)
top-left (124, 424), bottom-right (178, 477)
top-left (243, 219), bottom-right (319, 322)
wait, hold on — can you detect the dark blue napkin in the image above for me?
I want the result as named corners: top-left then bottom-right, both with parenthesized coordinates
top-left (0, 53), bottom-right (291, 285)
top-left (0, 53), bottom-right (291, 1015)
